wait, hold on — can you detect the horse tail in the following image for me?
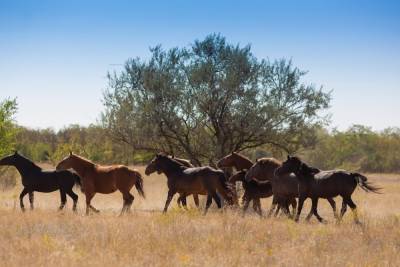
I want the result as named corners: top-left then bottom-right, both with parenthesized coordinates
top-left (70, 171), bottom-right (84, 192)
top-left (216, 172), bottom-right (238, 205)
top-left (352, 173), bottom-right (382, 194)
top-left (133, 171), bottom-right (145, 198)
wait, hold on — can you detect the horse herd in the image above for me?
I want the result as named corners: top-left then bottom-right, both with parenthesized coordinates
top-left (0, 151), bottom-right (381, 223)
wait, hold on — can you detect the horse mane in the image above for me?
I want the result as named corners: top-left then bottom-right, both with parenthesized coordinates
top-left (71, 154), bottom-right (96, 167)
top-left (159, 155), bottom-right (187, 172)
top-left (16, 154), bottom-right (42, 171)
top-left (232, 152), bottom-right (252, 162)
top-left (170, 156), bottom-right (193, 168)
top-left (257, 157), bottom-right (282, 167)
top-left (291, 156), bottom-right (320, 175)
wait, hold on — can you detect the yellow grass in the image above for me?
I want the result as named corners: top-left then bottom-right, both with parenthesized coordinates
top-left (1, 167), bottom-right (399, 266)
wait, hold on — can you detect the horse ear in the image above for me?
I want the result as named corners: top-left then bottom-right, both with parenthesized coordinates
top-left (14, 150), bottom-right (18, 155)
top-left (171, 155), bottom-right (175, 158)
top-left (69, 150), bottom-right (72, 156)
top-left (256, 158), bottom-right (259, 162)
top-left (287, 155), bottom-right (290, 160)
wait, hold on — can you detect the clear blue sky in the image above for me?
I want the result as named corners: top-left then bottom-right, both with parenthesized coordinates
top-left (0, 0), bottom-right (399, 130)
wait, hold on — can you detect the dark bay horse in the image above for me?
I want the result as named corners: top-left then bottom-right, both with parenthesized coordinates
top-left (229, 171), bottom-right (297, 217)
top-left (169, 155), bottom-right (201, 208)
top-left (56, 152), bottom-right (145, 215)
top-left (0, 152), bottom-right (81, 211)
top-left (245, 157), bottom-right (337, 219)
top-left (229, 171), bottom-right (272, 216)
top-left (275, 156), bottom-right (382, 223)
top-left (145, 153), bottom-right (236, 214)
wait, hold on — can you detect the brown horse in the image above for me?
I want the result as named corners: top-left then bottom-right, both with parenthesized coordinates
top-left (145, 153), bottom-right (236, 214)
top-left (245, 158), bottom-right (338, 219)
top-left (229, 171), bottom-right (272, 216)
top-left (217, 152), bottom-right (253, 170)
top-left (56, 152), bottom-right (145, 215)
top-left (229, 170), bottom-right (297, 217)
top-left (169, 155), bottom-right (200, 208)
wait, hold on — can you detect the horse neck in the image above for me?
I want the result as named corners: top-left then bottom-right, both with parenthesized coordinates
top-left (160, 158), bottom-right (184, 177)
top-left (295, 163), bottom-right (315, 182)
top-left (233, 155), bottom-right (253, 169)
top-left (13, 157), bottom-right (41, 177)
top-left (69, 157), bottom-right (94, 177)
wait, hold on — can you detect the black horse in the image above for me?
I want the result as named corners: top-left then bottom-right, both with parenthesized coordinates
top-left (275, 155), bottom-right (381, 223)
top-left (0, 152), bottom-right (81, 212)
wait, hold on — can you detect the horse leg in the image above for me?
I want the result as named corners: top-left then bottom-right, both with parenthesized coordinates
top-left (121, 192), bottom-right (134, 215)
top-left (268, 196), bottom-right (278, 217)
top-left (19, 188), bottom-right (29, 212)
top-left (311, 198), bottom-right (326, 223)
top-left (295, 196), bottom-right (306, 222)
top-left (28, 191), bottom-right (34, 210)
top-left (340, 197), bottom-right (347, 220)
top-left (66, 189), bottom-right (79, 212)
top-left (252, 200), bottom-right (258, 212)
top-left (212, 191), bottom-right (222, 209)
top-left (176, 195), bottom-right (182, 208)
top-left (203, 195), bottom-right (213, 215)
top-left (274, 202), bottom-right (281, 217)
top-left (345, 196), bottom-right (360, 224)
top-left (181, 195), bottom-right (188, 210)
top-left (59, 190), bottom-right (67, 211)
top-left (89, 204), bottom-right (100, 213)
top-left (327, 198), bottom-right (338, 220)
top-left (193, 194), bottom-right (200, 208)
top-left (255, 198), bottom-right (262, 217)
top-left (282, 201), bottom-right (291, 217)
top-left (163, 190), bottom-right (175, 213)
top-left (85, 192), bottom-right (95, 216)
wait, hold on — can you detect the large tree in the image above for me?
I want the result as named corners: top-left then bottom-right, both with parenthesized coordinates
top-left (102, 34), bottom-right (330, 165)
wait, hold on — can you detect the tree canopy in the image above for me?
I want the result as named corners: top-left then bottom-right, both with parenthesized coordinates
top-left (102, 34), bottom-right (330, 165)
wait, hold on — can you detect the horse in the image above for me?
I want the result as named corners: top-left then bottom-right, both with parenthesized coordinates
top-left (245, 157), bottom-right (337, 219)
top-left (169, 155), bottom-right (201, 208)
top-left (217, 152), bottom-right (265, 210)
top-left (145, 153), bottom-right (236, 214)
top-left (56, 152), bottom-right (145, 215)
top-left (217, 152), bottom-right (253, 170)
top-left (0, 152), bottom-right (81, 212)
top-left (229, 170), bottom-right (272, 216)
top-left (275, 155), bottom-right (382, 223)
top-left (229, 170), bottom-right (297, 217)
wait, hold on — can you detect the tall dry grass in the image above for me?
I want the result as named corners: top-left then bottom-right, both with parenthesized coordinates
top-left (0, 167), bottom-right (399, 266)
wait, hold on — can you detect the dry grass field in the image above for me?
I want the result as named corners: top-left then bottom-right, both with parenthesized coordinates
top-left (0, 166), bottom-right (399, 266)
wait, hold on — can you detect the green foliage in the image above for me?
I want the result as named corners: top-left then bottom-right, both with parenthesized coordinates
top-left (0, 98), bottom-right (18, 157)
top-left (0, 98), bottom-right (19, 189)
top-left (302, 125), bottom-right (400, 172)
top-left (102, 34), bottom-right (330, 165)
top-left (15, 124), bottom-right (147, 165)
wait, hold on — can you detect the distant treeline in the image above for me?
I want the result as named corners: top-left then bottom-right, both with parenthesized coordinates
top-left (13, 124), bottom-right (400, 173)
top-left (15, 124), bottom-right (153, 166)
